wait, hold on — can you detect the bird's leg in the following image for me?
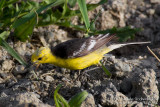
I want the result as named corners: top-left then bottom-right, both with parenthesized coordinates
top-left (78, 70), bottom-right (81, 76)
top-left (74, 64), bottom-right (104, 82)
top-left (97, 62), bottom-right (102, 67)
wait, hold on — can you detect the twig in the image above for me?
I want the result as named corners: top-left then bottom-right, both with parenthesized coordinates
top-left (147, 46), bottom-right (160, 63)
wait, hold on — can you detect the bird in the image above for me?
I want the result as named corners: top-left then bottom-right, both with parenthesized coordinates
top-left (31, 33), bottom-right (150, 70)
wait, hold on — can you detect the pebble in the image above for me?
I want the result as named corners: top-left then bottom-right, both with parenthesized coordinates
top-left (114, 61), bottom-right (132, 72)
top-left (25, 51), bottom-right (32, 56)
top-left (139, 14), bottom-right (147, 19)
top-left (138, 56), bottom-right (144, 59)
top-left (150, 0), bottom-right (160, 3)
top-left (138, 55), bottom-right (147, 60)
top-left (86, 82), bottom-right (94, 89)
top-left (13, 65), bottom-right (26, 75)
top-left (45, 75), bottom-right (54, 82)
top-left (0, 72), bottom-right (8, 78)
top-left (16, 47), bottom-right (25, 56)
top-left (26, 42), bottom-right (32, 48)
top-left (75, 81), bottom-right (81, 87)
top-left (0, 92), bottom-right (8, 98)
top-left (2, 60), bottom-right (13, 71)
top-left (45, 31), bottom-right (55, 43)
top-left (147, 9), bottom-right (155, 15)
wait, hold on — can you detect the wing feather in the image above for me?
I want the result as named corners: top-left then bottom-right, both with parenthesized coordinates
top-left (51, 34), bottom-right (115, 58)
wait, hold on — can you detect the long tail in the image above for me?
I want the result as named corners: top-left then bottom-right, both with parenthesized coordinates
top-left (107, 41), bottom-right (151, 51)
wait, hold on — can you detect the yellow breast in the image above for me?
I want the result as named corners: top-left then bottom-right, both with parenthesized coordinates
top-left (50, 47), bottom-right (111, 70)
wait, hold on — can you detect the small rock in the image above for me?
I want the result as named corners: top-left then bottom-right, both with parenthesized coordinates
top-left (45, 75), bottom-right (54, 82)
top-left (26, 42), bottom-right (32, 48)
top-left (150, 0), bottom-right (160, 3)
top-left (139, 14), bottom-right (147, 19)
top-left (53, 29), bottom-right (68, 42)
top-left (76, 32), bottom-right (84, 38)
top-left (81, 94), bottom-right (95, 107)
top-left (62, 77), bottom-right (70, 83)
top-left (104, 54), bottom-right (116, 63)
top-left (15, 43), bottom-right (27, 56)
top-left (146, 4), bottom-right (151, 8)
top-left (13, 65), bottom-right (26, 75)
top-left (147, 9), bottom-right (155, 15)
top-left (86, 82), bottom-right (93, 89)
top-left (144, 55), bottom-right (147, 59)
top-left (45, 31), bottom-right (55, 44)
top-left (114, 61), bottom-right (132, 72)
top-left (0, 92), bottom-right (8, 97)
top-left (22, 43), bottom-right (26, 51)
top-left (2, 60), bottom-right (13, 71)
top-left (138, 56), bottom-right (143, 60)
top-left (1, 48), bottom-right (10, 60)
top-left (75, 81), bottom-right (81, 87)
top-left (0, 72), bottom-right (8, 78)
top-left (25, 51), bottom-right (32, 56)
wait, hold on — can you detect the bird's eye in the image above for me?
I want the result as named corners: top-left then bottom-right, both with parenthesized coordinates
top-left (38, 57), bottom-right (42, 60)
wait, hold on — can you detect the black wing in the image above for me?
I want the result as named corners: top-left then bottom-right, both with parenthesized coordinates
top-left (51, 34), bottom-right (115, 59)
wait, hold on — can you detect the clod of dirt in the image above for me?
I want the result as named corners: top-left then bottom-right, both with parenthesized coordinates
top-left (0, 92), bottom-right (53, 107)
top-left (100, 82), bottom-right (129, 107)
top-left (81, 94), bottom-right (95, 107)
top-left (131, 69), bottom-right (159, 106)
top-left (114, 58), bottom-right (132, 72)
top-left (1, 60), bottom-right (13, 71)
top-left (150, 0), bottom-right (160, 3)
top-left (15, 42), bottom-right (27, 56)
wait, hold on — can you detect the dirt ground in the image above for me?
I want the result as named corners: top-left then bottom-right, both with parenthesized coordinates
top-left (0, 0), bottom-right (160, 107)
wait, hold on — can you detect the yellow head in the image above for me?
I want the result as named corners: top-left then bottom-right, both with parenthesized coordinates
top-left (31, 47), bottom-right (53, 64)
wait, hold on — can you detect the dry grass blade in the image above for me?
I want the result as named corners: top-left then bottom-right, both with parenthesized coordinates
top-left (147, 46), bottom-right (160, 63)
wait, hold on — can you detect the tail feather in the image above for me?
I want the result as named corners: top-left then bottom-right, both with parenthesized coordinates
top-left (108, 41), bottom-right (151, 51)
